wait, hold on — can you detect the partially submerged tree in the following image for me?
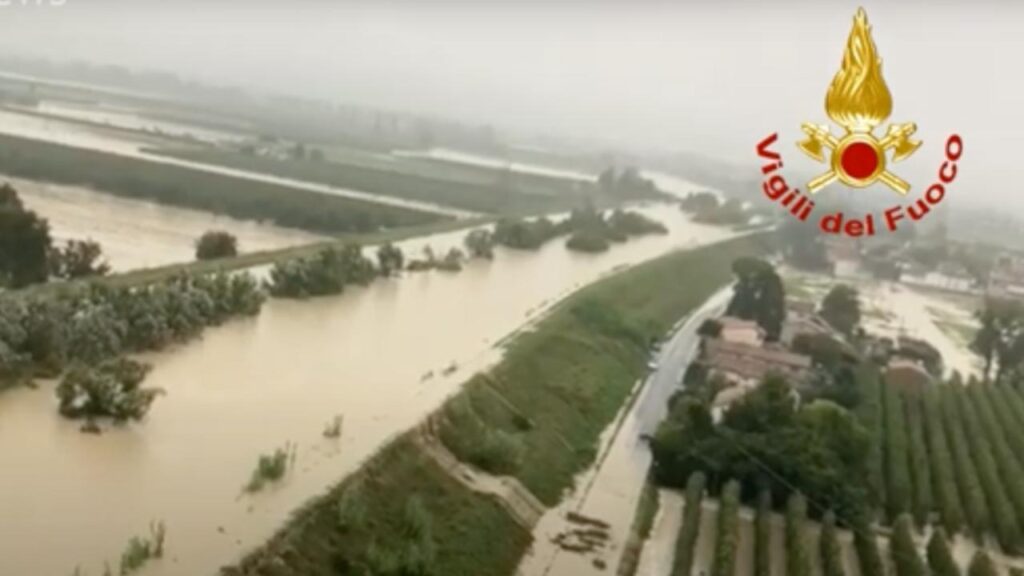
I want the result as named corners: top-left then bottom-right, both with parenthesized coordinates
top-left (50, 239), bottom-right (111, 279)
top-left (56, 358), bottom-right (161, 423)
top-left (821, 284), bottom-right (861, 337)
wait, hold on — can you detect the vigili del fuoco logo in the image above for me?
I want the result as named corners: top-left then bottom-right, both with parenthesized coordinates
top-left (755, 8), bottom-right (963, 237)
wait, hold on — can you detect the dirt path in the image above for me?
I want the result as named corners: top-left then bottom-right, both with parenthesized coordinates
top-left (413, 424), bottom-right (545, 530)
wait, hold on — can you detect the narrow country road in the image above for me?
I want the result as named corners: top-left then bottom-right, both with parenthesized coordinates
top-left (516, 285), bottom-right (734, 576)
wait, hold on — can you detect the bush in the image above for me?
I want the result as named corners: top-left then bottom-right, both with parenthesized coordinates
top-left (670, 472), bottom-right (706, 576)
top-left (267, 245), bottom-right (377, 298)
top-left (55, 358), bottom-right (159, 423)
top-left (710, 480), bottom-right (740, 576)
top-left (50, 239), bottom-right (110, 279)
top-left (890, 514), bottom-right (926, 576)
top-left (245, 443), bottom-right (296, 492)
top-left (195, 230), bottom-right (238, 260)
top-left (851, 513), bottom-right (885, 576)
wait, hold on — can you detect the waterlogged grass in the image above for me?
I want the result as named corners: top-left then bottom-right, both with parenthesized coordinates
top-left (227, 437), bottom-right (530, 576)
top-left (440, 232), bottom-right (769, 504)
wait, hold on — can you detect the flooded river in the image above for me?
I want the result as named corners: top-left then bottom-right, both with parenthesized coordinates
top-left (0, 203), bottom-right (734, 576)
top-left (11, 176), bottom-right (325, 272)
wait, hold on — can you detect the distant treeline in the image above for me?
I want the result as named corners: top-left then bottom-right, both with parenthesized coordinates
top-left (0, 133), bottom-right (444, 234)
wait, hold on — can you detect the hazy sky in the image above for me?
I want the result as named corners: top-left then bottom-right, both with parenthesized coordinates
top-left (0, 0), bottom-right (1021, 209)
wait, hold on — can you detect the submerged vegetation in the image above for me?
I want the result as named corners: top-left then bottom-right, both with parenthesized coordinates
top-left (0, 271), bottom-right (264, 402)
top-left (245, 443), bottom-right (297, 493)
top-left (56, 358), bottom-right (159, 424)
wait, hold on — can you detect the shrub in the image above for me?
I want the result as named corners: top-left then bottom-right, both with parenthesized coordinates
top-left (245, 443), bottom-right (296, 492)
top-left (55, 358), bottom-right (159, 423)
top-left (195, 230), bottom-right (238, 260)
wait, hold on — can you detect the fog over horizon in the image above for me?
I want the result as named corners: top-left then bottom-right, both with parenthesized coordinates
top-left (0, 0), bottom-right (1021, 211)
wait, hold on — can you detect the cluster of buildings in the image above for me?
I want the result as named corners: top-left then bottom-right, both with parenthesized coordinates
top-left (696, 299), bottom-right (939, 418)
top-left (696, 302), bottom-right (821, 418)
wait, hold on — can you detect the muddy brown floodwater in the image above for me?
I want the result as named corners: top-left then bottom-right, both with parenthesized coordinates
top-left (0, 201), bottom-right (734, 576)
top-left (11, 176), bottom-right (326, 271)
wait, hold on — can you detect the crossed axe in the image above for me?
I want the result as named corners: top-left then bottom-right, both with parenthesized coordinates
top-left (798, 122), bottom-right (921, 195)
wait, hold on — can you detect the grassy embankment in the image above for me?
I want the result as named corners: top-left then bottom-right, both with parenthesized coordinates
top-left (226, 232), bottom-right (769, 576)
top-left (149, 146), bottom-right (608, 215)
top-left (0, 132), bottom-right (445, 234)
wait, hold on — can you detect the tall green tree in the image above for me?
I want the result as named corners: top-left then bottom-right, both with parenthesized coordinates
top-left (785, 493), bottom-right (811, 576)
top-left (821, 284), bottom-right (861, 337)
top-left (883, 381), bottom-right (912, 522)
top-left (671, 472), bottom-right (706, 576)
top-left (754, 488), bottom-right (772, 576)
top-left (890, 514), bottom-right (926, 576)
top-left (922, 388), bottom-right (964, 534)
top-left (820, 510), bottom-right (845, 576)
top-left (711, 480), bottom-right (741, 576)
top-left (926, 527), bottom-right (961, 576)
top-left (0, 191), bottom-right (52, 287)
top-left (725, 257), bottom-right (785, 341)
top-left (902, 388), bottom-right (933, 527)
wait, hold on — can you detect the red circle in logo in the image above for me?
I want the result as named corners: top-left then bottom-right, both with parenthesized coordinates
top-left (840, 142), bottom-right (879, 180)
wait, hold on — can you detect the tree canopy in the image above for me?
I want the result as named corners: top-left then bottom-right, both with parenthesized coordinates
top-left (726, 257), bottom-right (785, 341)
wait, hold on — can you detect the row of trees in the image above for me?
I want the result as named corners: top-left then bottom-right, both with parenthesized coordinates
top-left (872, 376), bottom-right (1024, 555)
top-left (670, 472), bottom-right (706, 576)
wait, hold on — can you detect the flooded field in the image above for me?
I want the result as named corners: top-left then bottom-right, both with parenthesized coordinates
top-left (12, 176), bottom-right (326, 271)
top-left (784, 270), bottom-right (981, 378)
top-left (0, 203), bottom-right (734, 576)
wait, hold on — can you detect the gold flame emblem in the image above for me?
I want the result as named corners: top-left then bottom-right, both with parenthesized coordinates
top-left (798, 8), bottom-right (920, 195)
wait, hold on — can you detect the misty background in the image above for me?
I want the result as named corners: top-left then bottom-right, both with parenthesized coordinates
top-left (0, 0), bottom-right (1019, 211)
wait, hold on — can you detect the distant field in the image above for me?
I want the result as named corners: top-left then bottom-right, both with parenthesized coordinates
top-left (0, 133), bottom-right (444, 234)
top-left (150, 146), bottom-right (604, 215)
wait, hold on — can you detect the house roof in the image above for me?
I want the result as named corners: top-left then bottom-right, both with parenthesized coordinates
top-left (703, 339), bottom-right (812, 382)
